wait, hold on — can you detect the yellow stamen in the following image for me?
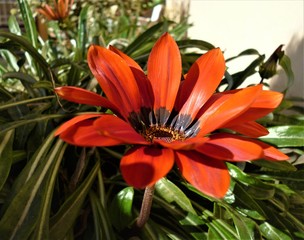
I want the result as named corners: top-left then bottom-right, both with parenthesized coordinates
top-left (142, 126), bottom-right (185, 143)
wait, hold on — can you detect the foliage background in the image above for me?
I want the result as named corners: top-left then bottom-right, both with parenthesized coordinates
top-left (0, 0), bottom-right (303, 239)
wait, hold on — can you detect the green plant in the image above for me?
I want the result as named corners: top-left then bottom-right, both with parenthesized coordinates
top-left (0, 1), bottom-right (303, 239)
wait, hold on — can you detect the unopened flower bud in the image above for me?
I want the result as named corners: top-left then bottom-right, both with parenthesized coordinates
top-left (259, 45), bottom-right (284, 80)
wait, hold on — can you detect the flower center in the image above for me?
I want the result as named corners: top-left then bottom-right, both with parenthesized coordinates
top-left (142, 126), bottom-right (186, 143)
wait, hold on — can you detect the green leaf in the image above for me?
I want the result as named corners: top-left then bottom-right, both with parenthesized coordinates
top-left (0, 32), bottom-right (53, 82)
top-left (179, 212), bottom-right (208, 240)
top-left (49, 160), bottom-right (100, 240)
top-left (0, 96), bottom-right (54, 111)
top-left (31, 143), bottom-right (67, 240)
top-left (140, 218), bottom-right (171, 240)
top-left (231, 213), bottom-right (258, 240)
top-left (279, 54), bottom-right (294, 93)
top-left (89, 191), bottom-right (115, 240)
top-left (228, 163), bottom-right (275, 200)
top-left (109, 187), bottom-right (134, 231)
top-left (236, 208), bottom-right (266, 221)
top-left (205, 217), bottom-right (238, 240)
top-left (0, 114), bottom-right (64, 135)
top-left (154, 196), bottom-right (207, 240)
top-left (124, 21), bottom-right (166, 56)
top-left (208, 228), bottom-right (224, 240)
top-left (259, 170), bottom-right (304, 190)
top-left (232, 182), bottom-right (267, 219)
top-left (259, 222), bottom-right (292, 240)
top-left (4, 131), bottom-right (55, 204)
top-left (155, 178), bottom-right (196, 214)
top-left (66, 63), bottom-right (83, 86)
top-left (177, 39), bottom-right (215, 51)
top-left (0, 130), bottom-right (14, 191)
top-left (17, 0), bottom-right (38, 48)
top-left (260, 125), bottom-right (304, 147)
top-left (226, 48), bottom-right (261, 62)
top-left (258, 203), bottom-right (299, 236)
top-left (17, 0), bottom-right (40, 77)
top-left (2, 72), bottom-right (38, 97)
top-left (0, 139), bottom-right (65, 240)
top-left (294, 232), bottom-right (304, 239)
top-left (8, 15), bottom-right (21, 35)
top-left (251, 159), bottom-right (296, 171)
top-left (150, 218), bottom-right (190, 240)
top-left (0, 49), bottom-right (19, 72)
top-left (75, 5), bottom-right (90, 61)
top-left (225, 54), bottom-right (265, 90)
top-left (199, 206), bottom-right (239, 240)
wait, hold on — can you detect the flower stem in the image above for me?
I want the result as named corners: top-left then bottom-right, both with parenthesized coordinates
top-left (136, 185), bottom-right (155, 229)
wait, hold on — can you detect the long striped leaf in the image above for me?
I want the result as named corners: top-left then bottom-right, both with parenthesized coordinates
top-left (0, 32), bottom-right (53, 82)
top-left (124, 21), bottom-right (165, 56)
top-left (17, 0), bottom-right (38, 48)
top-left (49, 160), bottom-right (100, 240)
top-left (0, 139), bottom-right (65, 240)
top-left (0, 130), bottom-right (14, 191)
top-left (31, 143), bottom-right (67, 240)
top-left (17, 0), bottom-right (40, 77)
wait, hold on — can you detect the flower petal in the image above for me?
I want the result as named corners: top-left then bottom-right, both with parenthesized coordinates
top-left (120, 146), bottom-right (174, 188)
top-left (227, 121), bottom-right (269, 137)
top-left (55, 86), bottom-right (120, 114)
top-left (147, 33), bottom-right (182, 125)
top-left (93, 115), bottom-right (147, 145)
top-left (225, 90), bottom-right (283, 126)
top-left (175, 151), bottom-right (230, 198)
top-left (155, 136), bottom-right (208, 150)
top-left (197, 84), bottom-right (263, 136)
top-left (88, 45), bottom-right (141, 117)
top-left (37, 5), bottom-right (58, 20)
top-left (57, 0), bottom-right (67, 18)
top-left (109, 46), bottom-right (154, 108)
top-left (250, 139), bottom-right (289, 161)
top-left (196, 133), bottom-right (264, 161)
top-left (55, 114), bottom-right (101, 136)
top-left (58, 116), bottom-right (123, 147)
top-left (175, 48), bottom-right (225, 130)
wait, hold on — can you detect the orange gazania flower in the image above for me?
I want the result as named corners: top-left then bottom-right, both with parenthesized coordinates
top-left (37, 0), bottom-right (74, 21)
top-left (55, 33), bottom-right (288, 198)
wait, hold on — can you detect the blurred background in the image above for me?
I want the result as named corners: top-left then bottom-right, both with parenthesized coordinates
top-left (188, 0), bottom-right (303, 99)
top-left (0, 0), bottom-right (303, 98)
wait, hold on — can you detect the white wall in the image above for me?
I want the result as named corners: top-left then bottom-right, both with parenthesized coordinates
top-left (188, 0), bottom-right (304, 98)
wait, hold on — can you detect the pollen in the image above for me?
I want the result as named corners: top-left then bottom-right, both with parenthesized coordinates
top-left (142, 126), bottom-right (186, 143)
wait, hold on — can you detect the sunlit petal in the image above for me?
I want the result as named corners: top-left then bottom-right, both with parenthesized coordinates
top-left (88, 45), bottom-right (141, 117)
top-left (37, 5), bottom-right (58, 20)
top-left (227, 121), bottom-right (269, 137)
top-left (57, 0), bottom-right (66, 18)
top-left (175, 151), bottom-right (230, 198)
top-left (197, 133), bottom-right (264, 161)
top-left (121, 146), bottom-right (174, 188)
top-left (93, 115), bottom-right (147, 145)
top-left (55, 86), bottom-right (120, 114)
top-left (176, 48), bottom-right (225, 127)
top-left (251, 90), bottom-right (283, 109)
top-left (197, 85), bottom-right (263, 136)
top-left (155, 137), bottom-right (208, 150)
top-left (55, 114), bottom-right (101, 136)
top-left (147, 33), bottom-right (182, 124)
top-left (225, 90), bottom-right (283, 126)
top-left (249, 139), bottom-right (289, 161)
top-left (59, 117), bottom-right (124, 147)
top-left (109, 46), bottom-right (154, 108)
